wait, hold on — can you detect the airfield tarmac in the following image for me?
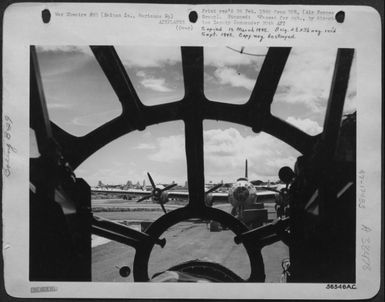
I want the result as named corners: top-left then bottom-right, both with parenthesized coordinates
top-left (91, 199), bottom-right (289, 282)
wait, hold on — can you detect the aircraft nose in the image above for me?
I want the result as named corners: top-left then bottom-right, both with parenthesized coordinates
top-left (233, 186), bottom-right (250, 203)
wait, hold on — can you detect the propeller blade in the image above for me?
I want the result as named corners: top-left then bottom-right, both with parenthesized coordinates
top-left (161, 183), bottom-right (177, 192)
top-left (147, 172), bottom-right (156, 189)
top-left (205, 183), bottom-right (222, 194)
top-left (160, 203), bottom-right (167, 215)
top-left (137, 194), bottom-right (152, 203)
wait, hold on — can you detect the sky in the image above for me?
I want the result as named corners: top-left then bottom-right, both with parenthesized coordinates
top-left (34, 46), bottom-right (356, 186)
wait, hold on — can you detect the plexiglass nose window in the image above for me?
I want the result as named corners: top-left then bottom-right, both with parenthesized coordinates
top-left (36, 46), bottom-right (122, 136)
top-left (116, 46), bottom-right (184, 105)
top-left (204, 47), bottom-right (268, 104)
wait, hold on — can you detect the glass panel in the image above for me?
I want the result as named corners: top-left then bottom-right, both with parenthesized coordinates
top-left (36, 46), bottom-right (122, 137)
top-left (116, 46), bottom-right (184, 105)
top-left (92, 240), bottom-right (136, 282)
top-left (76, 121), bottom-right (187, 221)
top-left (29, 128), bottom-right (40, 158)
top-left (262, 241), bottom-right (290, 282)
top-left (271, 48), bottom-right (337, 136)
top-left (203, 119), bottom-right (298, 224)
top-left (93, 220), bottom-right (289, 282)
top-left (149, 220), bottom-right (251, 280)
top-left (203, 120), bottom-right (300, 184)
top-left (343, 52), bottom-right (357, 115)
top-left (202, 120), bottom-right (293, 281)
top-left (204, 46), bottom-right (268, 104)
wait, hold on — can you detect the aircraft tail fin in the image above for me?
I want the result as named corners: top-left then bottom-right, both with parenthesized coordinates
top-left (245, 159), bottom-right (248, 179)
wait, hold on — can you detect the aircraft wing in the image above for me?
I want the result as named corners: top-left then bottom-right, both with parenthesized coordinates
top-left (256, 190), bottom-right (278, 202)
top-left (91, 188), bottom-right (152, 196)
top-left (168, 191), bottom-right (228, 204)
top-left (209, 191), bottom-right (278, 204)
top-left (91, 188), bottom-right (190, 199)
top-left (167, 191), bottom-right (189, 199)
top-left (210, 192), bottom-right (228, 203)
top-left (92, 188), bottom-right (224, 199)
top-left (91, 188), bottom-right (277, 203)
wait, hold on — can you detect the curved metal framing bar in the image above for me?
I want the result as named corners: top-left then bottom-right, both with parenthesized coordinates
top-left (51, 46), bottom-right (316, 170)
top-left (133, 207), bottom-right (265, 282)
top-left (31, 44), bottom-right (355, 283)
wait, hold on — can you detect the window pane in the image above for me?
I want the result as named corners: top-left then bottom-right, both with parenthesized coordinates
top-left (202, 120), bottom-right (292, 281)
top-left (204, 46), bottom-right (268, 104)
top-left (271, 48), bottom-right (337, 136)
top-left (116, 46), bottom-right (184, 105)
top-left (76, 121), bottom-right (187, 221)
top-left (343, 52), bottom-right (357, 115)
top-left (29, 128), bottom-right (40, 158)
top-left (149, 220), bottom-right (251, 280)
top-left (36, 46), bottom-right (122, 137)
top-left (203, 120), bottom-right (300, 183)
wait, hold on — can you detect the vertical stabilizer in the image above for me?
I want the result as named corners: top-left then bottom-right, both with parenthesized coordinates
top-left (245, 159), bottom-right (248, 179)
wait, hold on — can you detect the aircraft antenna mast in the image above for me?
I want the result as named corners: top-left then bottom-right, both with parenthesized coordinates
top-left (226, 46), bottom-right (266, 57)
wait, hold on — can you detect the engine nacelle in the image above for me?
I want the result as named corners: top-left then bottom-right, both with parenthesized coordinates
top-left (228, 178), bottom-right (257, 208)
top-left (205, 194), bottom-right (214, 207)
top-left (154, 192), bottom-right (169, 205)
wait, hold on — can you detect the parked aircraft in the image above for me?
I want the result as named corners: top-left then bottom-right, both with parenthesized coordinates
top-left (91, 160), bottom-right (279, 227)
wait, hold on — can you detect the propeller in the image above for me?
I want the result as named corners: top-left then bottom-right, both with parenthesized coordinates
top-left (137, 172), bottom-right (177, 214)
top-left (204, 183), bottom-right (223, 207)
top-left (136, 194), bottom-right (152, 203)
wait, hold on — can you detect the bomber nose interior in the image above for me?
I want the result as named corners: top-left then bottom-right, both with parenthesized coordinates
top-left (28, 43), bottom-right (357, 284)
